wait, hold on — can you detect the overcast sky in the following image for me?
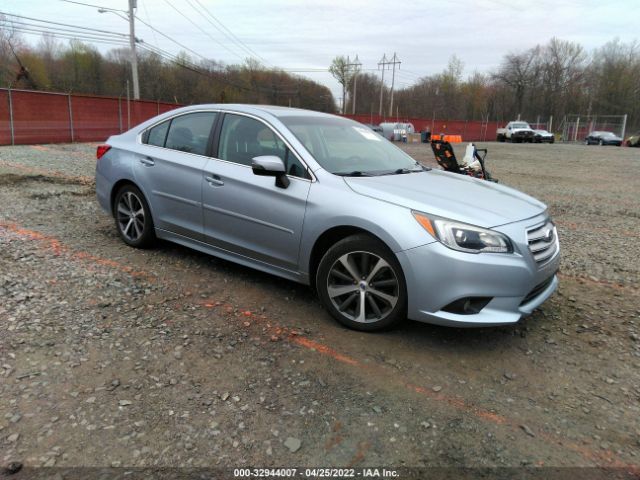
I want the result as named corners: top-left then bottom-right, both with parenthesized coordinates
top-left (3, 0), bottom-right (638, 102)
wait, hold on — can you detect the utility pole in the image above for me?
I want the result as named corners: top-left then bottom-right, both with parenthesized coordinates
top-left (346, 55), bottom-right (362, 115)
top-left (378, 54), bottom-right (388, 117)
top-left (388, 53), bottom-right (401, 117)
top-left (128, 0), bottom-right (140, 100)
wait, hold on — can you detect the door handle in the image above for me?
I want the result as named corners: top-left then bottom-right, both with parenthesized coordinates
top-left (205, 175), bottom-right (224, 186)
top-left (139, 157), bottom-right (155, 166)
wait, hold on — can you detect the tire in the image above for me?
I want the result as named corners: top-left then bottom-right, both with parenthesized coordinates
top-left (316, 234), bottom-right (407, 332)
top-left (113, 184), bottom-right (155, 248)
top-left (550, 137), bottom-right (555, 144)
top-left (584, 139), bottom-right (590, 145)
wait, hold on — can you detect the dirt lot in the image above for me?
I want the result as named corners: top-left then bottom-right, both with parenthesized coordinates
top-left (0, 141), bottom-right (639, 474)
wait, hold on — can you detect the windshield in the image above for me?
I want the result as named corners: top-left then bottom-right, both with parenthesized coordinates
top-left (601, 132), bottom-right (616, 137)
top-left (511, 123), bottom-right (530, 129)
top-left (280, 116), bottom-right (420, 175)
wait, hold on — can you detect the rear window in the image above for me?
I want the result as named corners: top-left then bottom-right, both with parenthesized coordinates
top-left (145, 120), bottom-right (169, 147)
top-left (143, 112), bottom-right (217, 155)
top-left (165, 112), bottom-right (217, 155)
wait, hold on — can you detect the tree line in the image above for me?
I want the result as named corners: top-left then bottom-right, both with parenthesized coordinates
top-left (0, 28), bottom-right (336, 113)
top-left (2, 24), bottom-right (639, 133)
top-left (338, 38), bottom-right (640, 132)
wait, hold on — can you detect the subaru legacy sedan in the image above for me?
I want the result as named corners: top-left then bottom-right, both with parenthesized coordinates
top-left (96, 105), bottom-right (560, 331)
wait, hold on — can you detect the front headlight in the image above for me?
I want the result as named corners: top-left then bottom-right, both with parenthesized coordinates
top-left (412, 211), bottom-right (513, 254)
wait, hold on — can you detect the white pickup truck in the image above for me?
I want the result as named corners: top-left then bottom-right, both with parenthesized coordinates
top-left (496, 121), bottom-right (536, 143)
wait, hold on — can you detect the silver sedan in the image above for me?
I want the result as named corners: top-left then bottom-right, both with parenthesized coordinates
top-left (95, 105), bottom-right (560, 331)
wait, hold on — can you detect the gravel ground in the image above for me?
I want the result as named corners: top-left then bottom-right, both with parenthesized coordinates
top-left (0, 141), bottom-right (639, 473)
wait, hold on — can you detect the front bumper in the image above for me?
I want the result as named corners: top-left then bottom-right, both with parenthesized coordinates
top-left (397, 214), bottom-right (560, 327)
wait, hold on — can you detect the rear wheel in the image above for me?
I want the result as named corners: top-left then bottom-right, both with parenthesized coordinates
top-left (113, 184), bottom-right (155, 248)
top-left (316, 234), bottom-right (407, 332)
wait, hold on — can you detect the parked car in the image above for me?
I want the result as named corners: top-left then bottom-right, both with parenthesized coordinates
top-left (533, 129), bottom-right (554, 143)
top-left (624, 132), bottom-right (640, 147)
top-left (96, 105), bottom-right (560, 331)
top-left (584, 131), bottom-right (622, 146)
top-left (496, 121), bottom-right (536, 143)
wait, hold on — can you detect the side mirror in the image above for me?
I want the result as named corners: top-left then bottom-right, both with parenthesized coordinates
top-left (251, 155), bottom-right (290, 189)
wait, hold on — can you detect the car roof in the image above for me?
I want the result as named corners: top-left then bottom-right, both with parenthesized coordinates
top-left (175, 103), bottom-right (336, 119)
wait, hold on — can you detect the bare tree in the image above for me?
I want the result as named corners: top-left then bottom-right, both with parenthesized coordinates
top-left (329, 55), bottom-right (352, 114)
top-left (493, 47), bottom-right (540, 117)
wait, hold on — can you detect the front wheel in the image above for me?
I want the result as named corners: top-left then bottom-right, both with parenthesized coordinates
top-left (316, 234), bottom-right (407, 331)
top-left (113, 184), bottom-right (155, 248)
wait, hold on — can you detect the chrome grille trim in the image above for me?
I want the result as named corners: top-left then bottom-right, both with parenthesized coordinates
top-left (526, 220), bottom-right (559, 266)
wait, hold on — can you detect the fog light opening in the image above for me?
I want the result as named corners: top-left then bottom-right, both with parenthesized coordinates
top-left (442, 297), bottom-right (492, 315)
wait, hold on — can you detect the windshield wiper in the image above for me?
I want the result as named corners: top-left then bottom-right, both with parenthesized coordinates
top-left (334, 171), bottom-right (374, 177)
top-left (383, 165), bottom-right (431, 175)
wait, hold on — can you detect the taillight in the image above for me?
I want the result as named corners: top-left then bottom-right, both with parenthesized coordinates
top-left (96, 144), bottom-right (111, 159)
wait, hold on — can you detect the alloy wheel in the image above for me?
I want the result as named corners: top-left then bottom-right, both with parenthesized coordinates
top-left (116, 191), bottom-right (146, 242)
top-left (326, 251), bottom-right (399, 323)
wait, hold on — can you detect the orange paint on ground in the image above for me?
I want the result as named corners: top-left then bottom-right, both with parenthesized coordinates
top-left (0, 160), bottom-right (93, 185)
top-left (2, 222), bottom-right (637, 470)
top-left (0, 222), bottom-right (151, 280)
top-left (290, 336), bottom-right (361, 367)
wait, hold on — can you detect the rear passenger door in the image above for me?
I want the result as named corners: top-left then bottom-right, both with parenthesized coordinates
top-left (202, 113), bottom-right (311, 272)
top-left (135, 111), bottom-right (217, 240)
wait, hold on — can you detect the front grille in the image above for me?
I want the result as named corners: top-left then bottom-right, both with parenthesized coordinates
top-left (526, 220), bottom-right (559, 266)
top-left (520, 273), bottom-right (556, 306)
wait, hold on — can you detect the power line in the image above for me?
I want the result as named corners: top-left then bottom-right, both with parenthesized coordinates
top-left (0, 10), bottom-right (129, 37)
top-left (58, 0), bottom-right (127, 13)
top-left (190, 0), bottom-right (270, 66)
top-left (4, 26), bottom-right (130, 47)
top-left (138, 42), bottom-right (268, 94)
top-left (139, 0), bottom-right (159, 48)
top-left (378, 54), bottom-right (388, 116)
top-left (133, 14), bottom-right (209, 62)
top-left (387, 53), bottom-right (401, 117)
top-left (160, 0), bottom-right (246, 63)
top-left (346, 55), bottom-right (361, 114)
top-left (2, 19), bottom-right (127, 41)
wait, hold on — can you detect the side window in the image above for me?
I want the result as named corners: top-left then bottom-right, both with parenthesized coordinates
top-left (164, 112), bottom-right (217, 155)
top-left (144, 120), bottom-right (170, 147)
top-left (218, 114), bottom-right (309, 179)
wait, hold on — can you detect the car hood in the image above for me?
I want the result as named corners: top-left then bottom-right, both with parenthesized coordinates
top-left (344, 170), bottom-right (546, 228)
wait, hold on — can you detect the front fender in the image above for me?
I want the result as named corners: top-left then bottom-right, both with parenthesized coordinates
top-left (298, 178), bottom-right (435, 276)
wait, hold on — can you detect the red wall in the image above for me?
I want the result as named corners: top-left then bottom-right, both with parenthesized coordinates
top-left (0, 88), bottom-right (181, 145)
top-left (342, 114), bottom-right (501, 142)
top-left (0, 88), bottom-right (502, 145)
